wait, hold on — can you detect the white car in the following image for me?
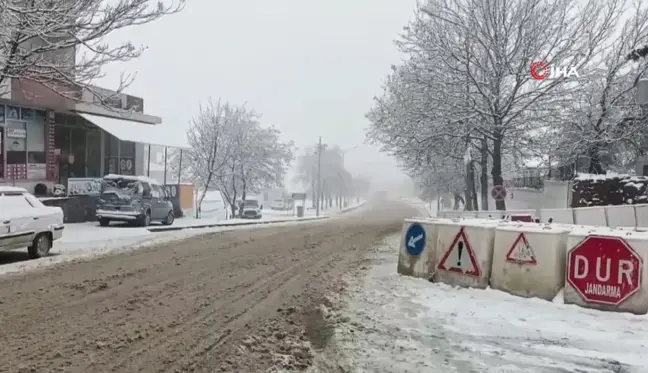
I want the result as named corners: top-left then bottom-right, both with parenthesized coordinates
top-left (0, 187), bottom-right (64, 259)
top-left (240, 199), bottom-right (263, 219)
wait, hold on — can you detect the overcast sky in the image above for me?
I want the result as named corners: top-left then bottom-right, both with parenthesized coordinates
top-left (99, 0), bottom-right (417, 189)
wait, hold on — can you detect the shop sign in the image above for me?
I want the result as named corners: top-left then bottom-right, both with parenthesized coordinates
top-left (6, 128), bottom-right (26, 138)
top-left (27, 163), bottom-right (46, 180)
top-left (67, 178), bottom-right (102, 196)
top-left (6, 106), bottom-right (19, 120)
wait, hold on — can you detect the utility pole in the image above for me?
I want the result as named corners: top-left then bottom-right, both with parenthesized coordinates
top-left (316, 136), bottom-right (322, 217)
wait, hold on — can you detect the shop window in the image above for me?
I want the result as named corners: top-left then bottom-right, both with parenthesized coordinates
top-left (27, 120), bottom-right (46, 164)
top-left (4, 109), bottom-right (47, 180)
top-left (6, 121), bottom-right (26, 165)
top-left (0, 127), bottom-right (3, 179)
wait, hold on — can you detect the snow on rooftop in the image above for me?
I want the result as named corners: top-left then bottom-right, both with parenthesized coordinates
top-left (103, 174), bottom-right (163, 186)
top-left (574, 172), bottom-right (648, 182)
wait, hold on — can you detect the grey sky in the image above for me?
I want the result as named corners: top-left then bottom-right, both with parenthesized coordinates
top-left (100, 0), bottom-right (416, 189)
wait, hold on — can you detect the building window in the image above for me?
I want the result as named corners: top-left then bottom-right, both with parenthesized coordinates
top-left (27, 120), bottom-right (46, 163)
top-left (6, 120), bottom-right (27, 165)
top-left (3, 107), bottom-right (47, 180)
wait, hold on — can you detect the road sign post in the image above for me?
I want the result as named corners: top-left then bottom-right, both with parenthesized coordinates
top-left (567, 235), bottom-right (643, 306)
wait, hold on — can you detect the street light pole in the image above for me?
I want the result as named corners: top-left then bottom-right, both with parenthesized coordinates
top-left (316, 136), bottom-right (322, 217)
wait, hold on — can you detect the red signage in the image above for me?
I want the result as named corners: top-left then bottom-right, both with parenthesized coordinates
top-left (567, 235), bottom-right (643, 306)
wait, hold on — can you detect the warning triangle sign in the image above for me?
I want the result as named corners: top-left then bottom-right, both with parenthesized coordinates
top-left (505, 232), bottom-right (537, 264)
top-left (437, 227), bottom-right (481, 277)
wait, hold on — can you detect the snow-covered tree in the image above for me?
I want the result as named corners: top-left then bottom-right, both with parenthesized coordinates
top-left (0, 0), bottom-right (183, 103)
top-left (367, 0), bottom-right (626, 210)
top-left (216, 108), bottom-right (294, 217)
top-left (169, 98), bottom-right (238, 217)
top-left (553, 3), bottom-right (648, 174)
top-left (294, 144), bottom-right (356, 209)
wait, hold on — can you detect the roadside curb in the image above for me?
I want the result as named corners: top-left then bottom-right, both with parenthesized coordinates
top-left (339, 201), bottom-right (366, 214)
top-left (147, 215), bottom-right (330, 233)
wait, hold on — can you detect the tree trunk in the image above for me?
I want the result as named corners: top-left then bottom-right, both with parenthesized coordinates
top-left (465, 161), bottom-right (474, 211)
top-left (588, 145), bottom-right (604, 174)
top-left (241, 180), bottom-right (247, 201)
top-left (480, 137), bottom-right (489, 210)
top-left (492, 133), bottom-right (506, 211)
top-left (470, 161), bottom-right (479, 210)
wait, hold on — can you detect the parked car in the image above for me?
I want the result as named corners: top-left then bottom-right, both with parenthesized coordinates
top-left (240, 199), bottom-right (263, 219)
top-left (0, 186), bottom-right (64, 259)
top-left (95, 174), bottom-right (175, 227)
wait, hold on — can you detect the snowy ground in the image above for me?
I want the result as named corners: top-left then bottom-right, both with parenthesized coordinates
top-left (0, 199), bottom-right (366, 276)
top-left (310, 199), bottom-right (648, 373)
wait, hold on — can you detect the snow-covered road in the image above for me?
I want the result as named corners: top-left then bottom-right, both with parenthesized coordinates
top-left (310, 199), bottom-right (648, 373)
top-left (0, 200), bottom-right (366, 276)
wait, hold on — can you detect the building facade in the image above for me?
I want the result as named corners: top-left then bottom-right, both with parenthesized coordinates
top-left (0, 78), bottom-right (187, 194)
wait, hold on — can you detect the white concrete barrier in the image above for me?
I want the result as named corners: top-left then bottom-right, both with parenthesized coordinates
top-left (490, 223), bottom-right (570, 301)
top-left (506, 209), bottom-right (536, 216)
top-left (634, 205), bottom-right (648, 227)
top-left (539, 208), bottom-right (574, 224)
top-left (605, 205), bottom-right (636, 228)
top-left (573, 206), bottom-right (607, 226)
top-left (397, 219), bottom-right (445, 279)
top-left (442, 211), bottom-right (463, 219)
top-left (564, 228), bottom-right (648, 314)
top-left (433, 220), bottom-right (501, 289)
top-left (476, 210), bottom-right (503, 219)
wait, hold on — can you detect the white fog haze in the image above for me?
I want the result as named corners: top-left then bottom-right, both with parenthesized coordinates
top-left (96, 0), bottom-right (415, 191)
top-left (3, 0), bottom-right (648, 372)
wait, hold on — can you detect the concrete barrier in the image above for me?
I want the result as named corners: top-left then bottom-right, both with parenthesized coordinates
top-left (433, 219), bottom-right (500, 289)
top-left (634, 205), bottom-right (648, 227)
top-left (476, 210), bottom-right (502, 219)
top-left (490, 223), bottom-right (570, 301)
top-left (539, 208), bottom-right (574, 224)
top-left (506, 209), bottom-right (536, 216)
top-left (397, 219), bottom-right (446, 279)
top-left (605, 205), bottom-right (636, 228)
top-left (573, 206), bottom-right (607, 226)
top-left (564, 228), bottom-right (648, 314)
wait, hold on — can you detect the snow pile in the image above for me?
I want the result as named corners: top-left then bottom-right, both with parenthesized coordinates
top-left (314, 235), bottom-right (648, 373)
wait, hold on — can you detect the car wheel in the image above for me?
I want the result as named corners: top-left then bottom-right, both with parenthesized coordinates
top-left (140, 210), bottom-right (151, 227)
top-left (163, 211), bottom-right (175, 225)
top-left (28, 233), bottom-right (52, 259)
top-left (99, 218), bottom-right (110, 227)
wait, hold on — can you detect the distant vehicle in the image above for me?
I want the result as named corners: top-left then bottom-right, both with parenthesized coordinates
top-left (0, 186), bottom-right (64, 259)
top-left (240, 199), bottom-right (262, 219)
top-left (96, 174), bottom-right (174, 227)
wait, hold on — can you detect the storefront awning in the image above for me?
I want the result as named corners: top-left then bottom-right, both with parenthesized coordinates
top-left (78, 112), bottom-right (190, 149)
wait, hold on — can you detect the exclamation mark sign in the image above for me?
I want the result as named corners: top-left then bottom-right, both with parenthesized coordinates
top-left (457, 241), bottom-right (463, 266)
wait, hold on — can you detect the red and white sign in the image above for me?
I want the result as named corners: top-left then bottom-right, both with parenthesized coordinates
top-left (567, 235), bottom-right (643, 306)
top-left (505, 232), bottom-right (537, 264)
top-left (490, 185), bottom-right (507, 201)
top-left (438, 227), bottom-right (480, 277)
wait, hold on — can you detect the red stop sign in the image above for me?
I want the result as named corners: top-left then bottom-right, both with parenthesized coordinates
top-left (567, 235), bottom-right (643, 306)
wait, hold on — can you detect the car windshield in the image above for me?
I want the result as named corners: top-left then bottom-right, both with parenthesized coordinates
top-left (244, 200), bottom-right (259, 208)
top-left (101, 178), bottom-right (143, 195)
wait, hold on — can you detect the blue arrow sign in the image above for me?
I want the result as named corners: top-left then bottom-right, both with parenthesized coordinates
top-left (405, 223), bottom-right (426, 256)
